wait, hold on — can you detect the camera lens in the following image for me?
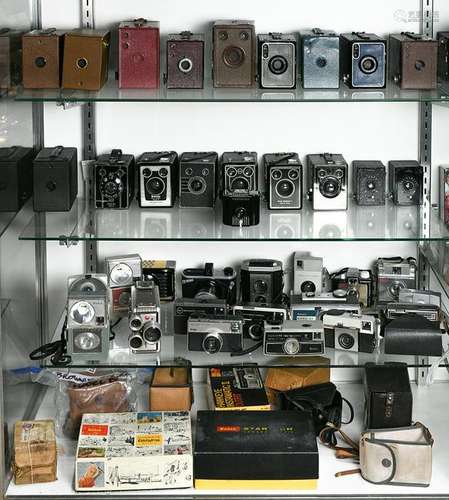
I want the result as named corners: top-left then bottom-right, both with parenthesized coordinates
top-left (188, 176), bottom-right (206, 194)
top-left (35, 56), bottom-right (47, 68)
top-left (284, 338), bottom-right (300, 355)
top-left (254, 280), bottom-right (267, 293)
top-left (320, 177), bottom-right (341, 198)
top-left (288, 169), bottom-right (299, 180)
top-left (143, 168), bottom-right (151, 177)
top-left (403, 179), bottom-right (416, 192)
top-left (243, 167), bottom-right (253, 178)
top-left (178, 57), bottom-right (193, 73)
top-left (223, 46), bottom-right (245, 67)
top-left (359, 56), bottom-right (378, 74)
top-left (76, 57), bottom-right (88, 69)
top-left (316, 56), bottom-right (327, 68)
top-left (301, 281), bottom-right (316, 295)
top-left (129, 334), bottom-right (143, 350)
top-left (143, 324), bottom-right (161, 343)
top-left (70, 301), bottom-right (95, 324)
top-left (338, 333), bottom-right (355, 350)
top-left (147, 177), bottom-right (165, 195)
top-left (231, 177), bottom-right (249, 191)
top-left (248, 323), bottom-right (264, 341)
top-left (159, 168), bottom-right (168, 178)
top-left (130, 317), bottom-right (143, 330)
top-left (415, 59), bottom-right (426, 71)
top-left (105, 181), bottom-right (118, 196)
top-left (389, 281), bottom-right (405, 299)
top-left (268, 55), bottom-right (288, 75)
top-left (203, 334), bottom-right (223, 354)
top-left (276, 179), bottom-right (295, 198)
top-left (271, 169), bottom-right (282, 180)
top-left (227, 167), bottom-right (237, 177)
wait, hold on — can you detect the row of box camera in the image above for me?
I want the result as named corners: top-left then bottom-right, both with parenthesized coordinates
top-left (15, 362), bottom-right (429, 492)
top-left (3, 23), bottom-right (449, 91)
top-left (2, 147), bottom-right (436, 227)
top-left (30, 252), bottom-right (444, 365)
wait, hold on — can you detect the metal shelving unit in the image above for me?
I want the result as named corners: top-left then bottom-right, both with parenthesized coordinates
top-left (2, 0), bottom-right (449, 498)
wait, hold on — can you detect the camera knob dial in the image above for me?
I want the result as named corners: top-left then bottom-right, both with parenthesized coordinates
top-left (284, 337), bottom-right (300, 355)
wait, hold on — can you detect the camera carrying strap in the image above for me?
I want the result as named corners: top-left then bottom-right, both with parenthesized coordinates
top-left (323, 152), bottom-right (335, 164)
top-left (182, 152), bottom-right (217, 163)
top-left (109, 149), bottom-right (123, 162)
top-left (270, 153), bottom-right (298, 166)
top-left (269, 32), bottom-right (283, 40)
top-left (133, 18), bottom-right (147, 27)
top-left (312, 28), bottom-right (325, 35)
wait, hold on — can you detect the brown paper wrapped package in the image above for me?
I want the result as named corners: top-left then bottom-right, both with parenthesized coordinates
top-left (13, 420), bottom-right (57, 485)
top-left (265, 357), bottom-right (330, 392)
top-left (149, 367), bottom-right (193, 411)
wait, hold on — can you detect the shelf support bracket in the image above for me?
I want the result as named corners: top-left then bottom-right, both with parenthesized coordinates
top-left (81, 0), bottom-right (98, 273)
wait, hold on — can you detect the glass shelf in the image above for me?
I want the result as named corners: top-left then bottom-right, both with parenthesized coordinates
top-left (0, 212), bottom-right (17, 239)
top-left (40, 304), bottom-right (448, 370)
top-left (18, 198), bottom-right (449, 242)
top-left (14, 79), bottom-right (449, 103)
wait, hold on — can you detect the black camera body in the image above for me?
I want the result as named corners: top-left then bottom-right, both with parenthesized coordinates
top-left (264, 153), bottom-right (303, 210)
top-left (258, 32), bottom-right (297, 89)
top-left (174, 298), bottom-right (228, 334)
top-left (181, 262), bottom-right (237, 304)
top-left (187, 317), bottom-right (243, 354)
top-left (137, 151), bottom-right (178, 208)
top-left (340, 32), bottom-right (387, 88)
top-left (221, 151), bottom-right (258, 193)
top-left (331, 267), bottom-right (374, 307)
top-left (222, 190), bottom-right (260, 227)
top-left (389, 160), bottom-right (423, 206)
top-left (232, 303), bottom-right (287, 341)
top-left (95, 149), bottom-right (135, 209)
top-left (240, 259), bottom-right (284, 304)
top-left (307, 153), bottom-right (348, 210)
top-left (352, 161), bottom-right (386, 206)
top-left (142, 259), bottom-right (176, 301)
top-left (179, 152), bottom-right (218, 208)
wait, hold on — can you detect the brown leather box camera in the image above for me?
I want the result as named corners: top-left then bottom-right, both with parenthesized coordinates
top-left (166, 31), bottom-right (205, 89)
top-left (0, 28), bottom-right (23, 90)
top-left (389, 32), bottom-right (438, 89)
top-left (22, 29), bottom-right (65, 89)
top-left (62, 29), bottom-right (110, 91)
top-left (213, 20), bottom-right (256, 88)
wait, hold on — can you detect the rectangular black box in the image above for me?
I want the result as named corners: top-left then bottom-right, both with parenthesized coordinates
top-left (0, 146), bottom-right (34, 211)
top-left (195, 410), bottom-right (318, 486)
top-left (33, 146), bottom-right (77, 212)
top-left (363, 363), bottom-right (412, 429)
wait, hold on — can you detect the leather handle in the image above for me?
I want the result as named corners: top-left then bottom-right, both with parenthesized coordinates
top-left (312, 28), bottom-right (325, 35)
top-left (49, 146), bottom-right (64, 158)
top-left (401, 31), bottom-right (422, 41)
top-left (352, 31), bottom-right (370, 40)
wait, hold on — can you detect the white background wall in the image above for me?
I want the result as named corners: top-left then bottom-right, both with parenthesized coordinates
top-left (37, 0), bottom-right (449, 381)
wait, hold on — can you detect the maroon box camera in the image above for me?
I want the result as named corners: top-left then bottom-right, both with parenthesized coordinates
top-left (119, 19), bottom-right (160, 89)
top-left (166, 31), bottom-right (204, 89)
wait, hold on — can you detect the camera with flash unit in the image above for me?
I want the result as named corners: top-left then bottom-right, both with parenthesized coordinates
top-left (106, 254), bottom-right (142, 315)
top-left (128, 280), bottom-right (162, 354)
top-left (66, 274), bottom-right (110, 362)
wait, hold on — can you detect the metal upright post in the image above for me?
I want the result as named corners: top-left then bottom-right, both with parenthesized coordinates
top-left (81, 0), bottom-right (98, 273)
top-left (416, 0), bottom-right (434, 385)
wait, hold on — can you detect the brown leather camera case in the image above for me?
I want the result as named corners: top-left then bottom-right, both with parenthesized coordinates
top-left (0, 28), bottom-right (23, 90)
top-left (149, 367), bottom-right (193, 411)
top-left (166, 32), bottom-right (205, 89)
top-left (62, 29), bottom-right (110, 90)
top-left (23, 29), bottom-right (65, 89)
top-left (213, 20), bottom-right (256, 88)
top-left (389, 33), bottom-right (438, 89)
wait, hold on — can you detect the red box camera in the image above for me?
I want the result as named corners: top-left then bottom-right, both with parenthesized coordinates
top-left (119, 19), bottom-right (160, 89)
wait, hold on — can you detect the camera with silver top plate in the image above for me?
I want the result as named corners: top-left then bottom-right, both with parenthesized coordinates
top-left (258, 32), bottom-right (297, 89)
top-left (263, 319), bottom-right (324, 356)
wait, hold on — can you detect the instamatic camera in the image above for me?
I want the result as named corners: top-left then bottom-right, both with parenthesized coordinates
top-left (389, 161), bottom-right (423, 206)
top-left (181, 262), bottom-right (237, 304)
top-left (174, 298), bottom-right (228, 334)
top-left (179, 152), bottom-right (218, 208)
top-left (137, 151), bottom-right (178, 208)
top-left (258, 32), bottom-right (297, 89)
top-left (128, 281), bottom-right (162, 353)
top-left (307, 153), bottom-right (348, 210)
top-left (187, 317), bottom-right (243, 354)
top-left (376, 257), bottom-right (417, 304)
top-left (322, 311), bottom-right (378, 353)
top-left (263, 319), bottom-right (325, 356)
top-left (340, 32), bottom-right (386, 88)
top-left (290, 292), bottom-right (361, 321)
top-left (293, 252), bottom-right (324, 296)
top-left (240, 259), bottom-right (284, 304)
top-left (232, 303), bottom-right (287, 341)
top-left (66, 274), bottom-right (110, 362)
top-left (222, 151), bottom-right (258, 193)
top-left (264, 153), bottom-right (303, 210)
top-left (352, 161), bottom-right (386, 206)
top-left (301, 29), bottom-right (340, 89)
top-left (95, 149), bottom-right (135, 209)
